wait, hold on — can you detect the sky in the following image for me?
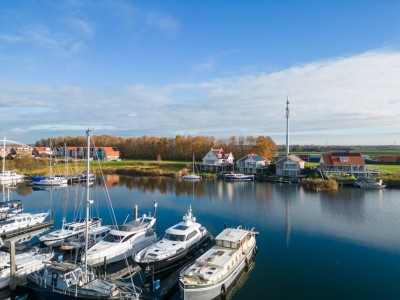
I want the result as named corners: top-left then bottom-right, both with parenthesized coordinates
top-left (1, 0), bottom-right (400, 146)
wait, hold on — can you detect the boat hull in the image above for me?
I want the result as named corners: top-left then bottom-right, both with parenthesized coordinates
top-left (180, 244), bottom-right (257, 300)
top-left (137, 233), bottom-right (212, 279)
top-left (26, 280), bottom-right (121, 300)
top-left (86, 233), bottom-right (157, 267)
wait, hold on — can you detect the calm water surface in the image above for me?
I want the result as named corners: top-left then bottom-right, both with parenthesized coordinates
top-left (3, 175), bottom-right (400, 300)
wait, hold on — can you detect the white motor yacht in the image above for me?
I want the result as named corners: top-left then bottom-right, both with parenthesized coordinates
top-left (135, 206), bottom-right (212, 279)
top-left (39, 217), bottom-right (102, 247)
top-left (0, 211), bottom-right (49, 235)
top-left (0, 248), bottom-right (53, 289)
top-left (82, 213), bottom-right (157, 267)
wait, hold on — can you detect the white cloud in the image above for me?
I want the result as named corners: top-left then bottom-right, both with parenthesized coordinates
top-left (1, 49), bottom-right (400, 145)
top-left (66, 18), bottom-right (95, 37)
top-left (145, 11), bottom-right (179, 38)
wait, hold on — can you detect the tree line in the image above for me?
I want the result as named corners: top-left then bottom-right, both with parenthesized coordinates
top-left (35, 135), bottom-right (277, 161)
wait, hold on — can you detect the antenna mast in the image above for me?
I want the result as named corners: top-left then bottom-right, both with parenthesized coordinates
top-left (285, 97), bottom-right (290, 157)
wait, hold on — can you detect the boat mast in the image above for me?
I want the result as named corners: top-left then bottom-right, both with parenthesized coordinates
top-left (192, 153), bottom-right (195, 174)
top-left (2, 138), bottom-right (5, 174)
top-left (84, 129), bottom-right (92, 281)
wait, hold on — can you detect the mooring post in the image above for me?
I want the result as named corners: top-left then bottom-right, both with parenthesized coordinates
top-left (9, 240), bottom-right (16, 290)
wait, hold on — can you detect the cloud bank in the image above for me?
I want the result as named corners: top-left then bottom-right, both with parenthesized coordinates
top-left (1, 49), bottom-right (399, 145)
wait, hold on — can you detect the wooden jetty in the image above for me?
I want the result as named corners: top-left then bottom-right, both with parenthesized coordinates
top-left (0, 220), bottom-right (53, 240)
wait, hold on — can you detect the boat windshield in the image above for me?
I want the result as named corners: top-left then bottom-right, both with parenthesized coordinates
top-left (165, 233), bottom-right (185, 241)
top-left (102, 233), bottom-right (124, 243)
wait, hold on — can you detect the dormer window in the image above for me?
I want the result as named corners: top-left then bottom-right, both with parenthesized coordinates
top-left (339, 157), bottom-right (348, 162)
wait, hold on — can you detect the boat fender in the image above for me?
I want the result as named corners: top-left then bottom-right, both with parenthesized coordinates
top-left (253, 246), bottom-right (258, 256)
top-left (221, 283), bottom-right (226, 295)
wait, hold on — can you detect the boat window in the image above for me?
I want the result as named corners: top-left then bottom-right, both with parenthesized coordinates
top-left (186, 230), bottom-right (197, 241)
top-left (223, 240), bottom-right (231, 248)
top-left (174, 225), bottom-right (189, 231)
top-left (216, 240), bottom-right (223, 247)
top-left (165, 233), bottom-right (185, 241)
top-left (102, 233), bottom-right (124, 243)
top-left (121, 233), bottom-right (136, 243)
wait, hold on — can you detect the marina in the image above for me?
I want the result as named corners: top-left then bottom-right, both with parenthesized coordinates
top-left (0, 175), bottom-right (399, 299)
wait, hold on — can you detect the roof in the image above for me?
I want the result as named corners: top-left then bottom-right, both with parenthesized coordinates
top-left (321, 152), bottom-right (365, 166)
top-left (276, 154), bottom-right (304, 164)
top-left (209, 148), bottom-right (232, 159)
top-left (215, 227), bottom-right (248, 243)
top-left (237, 153), bottom-right (269, 163)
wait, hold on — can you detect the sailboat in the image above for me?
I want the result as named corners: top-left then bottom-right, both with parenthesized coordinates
top-left (33, 141), bottom-right (68, 186)
top-left (0, 138), bottom-right (24, 183)
top-left (182, 154), bottom-right (201, 180)
top-left (26, 129), bottom-right (141, 300)
top-left (0, 184), bottom-right (22, 213)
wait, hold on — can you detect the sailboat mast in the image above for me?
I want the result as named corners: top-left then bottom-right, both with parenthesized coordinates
top-left (2, 138), bottom-right (6, 174)
top-left (84, 129), bottom-right (91, 280)
top-left (192, 153), bottom-right (195, 174)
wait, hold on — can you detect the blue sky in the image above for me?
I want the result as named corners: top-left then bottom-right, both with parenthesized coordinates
top-left (1, 0), bottom-right (400, 146)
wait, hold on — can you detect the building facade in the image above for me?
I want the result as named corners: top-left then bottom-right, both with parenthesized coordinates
top-left (236, 153), bottom-right (270, 174)
top-left (275, 154), bottom-right (305, 177)
top-left (201, 148), bottom-right (234, 172)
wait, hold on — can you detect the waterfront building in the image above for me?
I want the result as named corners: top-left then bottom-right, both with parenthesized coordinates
top-left (319, 152), bottom-right (379, 178)
top-left (275, 154), bottom-right (305, 177)
top-left (201, 148), bottom-right (234, 172)
top-left (236, 153), bottom-right (270, 174)
top-left (53, 146), bottom-right (120, 161)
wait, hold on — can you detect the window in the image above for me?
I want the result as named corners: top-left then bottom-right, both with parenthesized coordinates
top-left (339, 157), bottom-right (348, 162)
top-left (186, 230), bottom-right (198, 241)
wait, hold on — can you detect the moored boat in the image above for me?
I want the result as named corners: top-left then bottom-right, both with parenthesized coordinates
top-left (26, 129), bottom-right (141, 300)
top-left (81, 212), bottom-right (157, 267)
top-left (60, 225), bottom-right (111, 251)
top-left (179, 226), bottom-right (258, 300)
top-left (182, 154), bottom-right (201, 180)
top-left (0, 248), bottom-right (53, 289)
top-left (224, 173), bottom-right (254, 181)
top-left (134, 206), bottom-right (212, 279)
top-left (354, 177), bottom-right (386, 189)
top-left (39, 217), bottom-right (102, 247)
top-left (0, 211), bottom-right (50, 235)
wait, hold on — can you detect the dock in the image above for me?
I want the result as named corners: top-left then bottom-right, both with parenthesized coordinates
top-left (0, 220), bottom-right (54, 240)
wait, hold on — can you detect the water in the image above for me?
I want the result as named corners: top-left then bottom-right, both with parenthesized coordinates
top-left (3, 176), bottom-right (400, 299)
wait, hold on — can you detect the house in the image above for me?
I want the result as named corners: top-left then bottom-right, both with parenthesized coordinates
top-left (53, 146), bottom-right (120, 161)
top-left (275, 154), bottom-right (305, 177)
top-left (319, 152), bottom-right (378, 178)
top-left (236, 153), bottom-right (270, 174)
top-left (32, 147), bottom-right (53, 157)
top-left (377, 155), bottom-right (400, 163)
top-left (9, 146), bottom-right (34, 158)
top-left (201, 148), bottom-right (234, 172)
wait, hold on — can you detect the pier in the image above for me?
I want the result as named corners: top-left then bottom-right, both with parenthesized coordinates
top-left (0, 220), bottom-right (53, 240)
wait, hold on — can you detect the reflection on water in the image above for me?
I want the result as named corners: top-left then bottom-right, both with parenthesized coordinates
top-left (3, 175), bottom-right (400, 299)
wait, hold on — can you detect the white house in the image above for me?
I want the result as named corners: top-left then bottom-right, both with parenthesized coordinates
top-left (275, 154), bottom-right (305, 177)
top-left (201, 148), bottom-right (234, 171)
top-left (236, 153), bottom-right (270, 174)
